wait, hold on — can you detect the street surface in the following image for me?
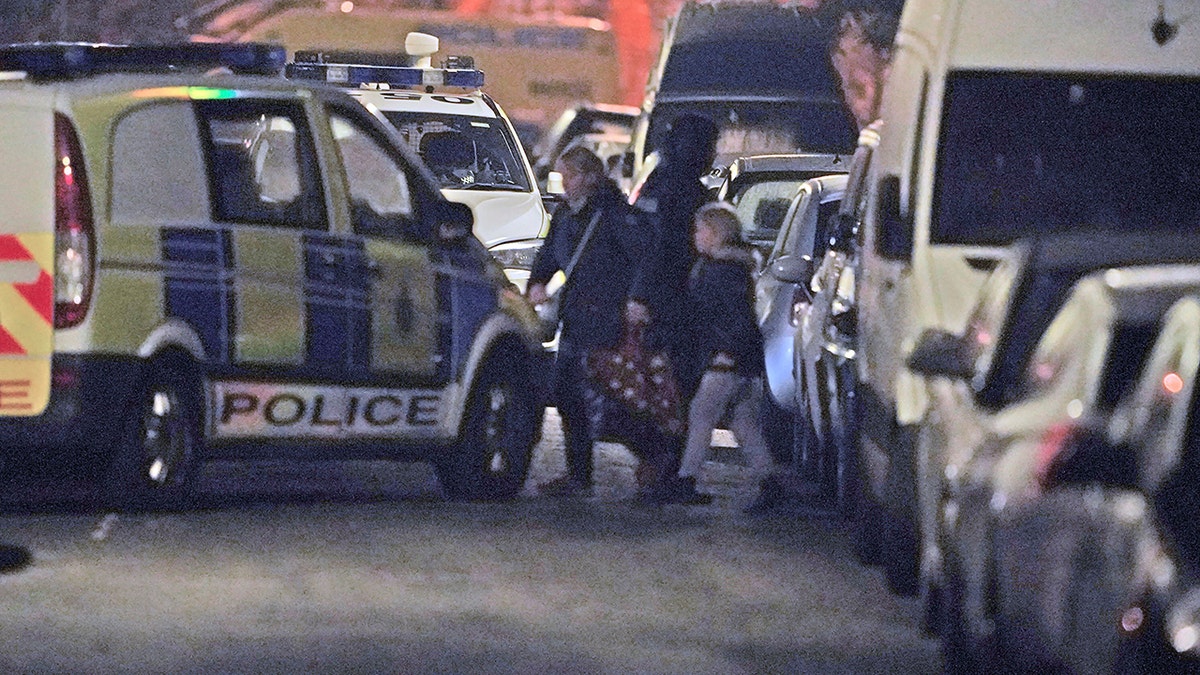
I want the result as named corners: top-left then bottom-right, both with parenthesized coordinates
top-left (0, 411), bottom-right (940, 674)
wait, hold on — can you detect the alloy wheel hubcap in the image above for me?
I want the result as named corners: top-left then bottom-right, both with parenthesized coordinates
top-left (142, 387), bottom-right (185, 486)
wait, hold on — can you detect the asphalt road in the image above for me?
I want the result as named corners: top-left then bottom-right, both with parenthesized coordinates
top-left (0, 410), bottom-right (941, 674)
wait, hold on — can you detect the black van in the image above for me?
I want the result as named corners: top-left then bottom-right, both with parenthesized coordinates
top-left (623, 0), bottom-right (857, 183)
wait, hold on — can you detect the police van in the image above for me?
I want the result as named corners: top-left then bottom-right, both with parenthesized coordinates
top-left (0, 42), bottom-right (545, 510)
top-left (285, 33), bottom-right (550, 293)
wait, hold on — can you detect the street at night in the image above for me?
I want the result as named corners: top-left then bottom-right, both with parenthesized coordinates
top-left (0, 412), bottom-right (939, 673)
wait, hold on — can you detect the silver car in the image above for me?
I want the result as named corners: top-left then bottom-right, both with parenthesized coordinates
top-left (755, 174), bottom-right (847, 466)
top-left (908, 233), bottom-right (1200, 672)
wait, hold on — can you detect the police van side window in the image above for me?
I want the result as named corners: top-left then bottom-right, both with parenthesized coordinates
top-left (112, 102), bottom-right (209, 224)
top-left (328, 112), bottom-right (415, 239)
top-left (199, 101), bottom-right (326, 230)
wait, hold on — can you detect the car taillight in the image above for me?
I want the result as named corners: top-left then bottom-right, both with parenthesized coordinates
top-left (1033, 421), bottom-right (1079, 489)
top-left (53, 113), bottom-right (94, 329)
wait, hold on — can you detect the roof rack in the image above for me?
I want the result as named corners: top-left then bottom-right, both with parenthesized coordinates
top-left (0, 42), bottom-right (287, 80)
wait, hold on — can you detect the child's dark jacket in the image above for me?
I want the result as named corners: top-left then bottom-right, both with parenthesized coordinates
top-left (686, 245), bottom-right (765, 377)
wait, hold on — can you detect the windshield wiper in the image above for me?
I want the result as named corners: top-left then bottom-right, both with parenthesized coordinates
top-left (450, 182), bottom-right (527, 191)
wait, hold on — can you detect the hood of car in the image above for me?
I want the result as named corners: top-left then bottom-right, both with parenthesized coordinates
top-left (440, 189), bottom-right (548, 249)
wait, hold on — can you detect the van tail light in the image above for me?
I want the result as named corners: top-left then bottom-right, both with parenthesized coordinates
top-left (53, 113), bottom-right (95, 329)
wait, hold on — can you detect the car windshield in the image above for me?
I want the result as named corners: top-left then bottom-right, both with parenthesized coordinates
top-left (933, 72), bottom-right (1200, 246)
top-left (646, 100), bottom-right (856, 162)
top-left (384, 112), bottom-right (532, 192)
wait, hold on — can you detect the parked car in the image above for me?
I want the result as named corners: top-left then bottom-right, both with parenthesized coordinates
top-left (532, 102), bottom-right (638, 188)
top-left (957, 294), bottom-right (1200, 674)
top-left (796, 121), bottom-right (881, 519)
top-left (717, 153), bottom-right (849, 253)
top-left (1109, 298), bottom-right (1200, 673)
top-left (0, 42), bottom-right (545, 510)
top-left (284, 33), bottom-right (550, 293)
top-left (854, 0), bottom-right (1200, 608)
top-left (906, 233), bottom-right (1200, 671)
top-left (756, 173), bottom-right (847, 466)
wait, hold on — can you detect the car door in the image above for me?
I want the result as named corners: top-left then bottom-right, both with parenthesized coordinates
top-left (0, 106), bottom-right (54, 416)
top-left (323, 105), bottom-right (442, 389)
top-left (194, 100), bottom-right (326, 373)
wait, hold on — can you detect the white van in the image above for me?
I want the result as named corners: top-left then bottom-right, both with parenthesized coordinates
top-left (854, 0), bottom-right (1200, 597)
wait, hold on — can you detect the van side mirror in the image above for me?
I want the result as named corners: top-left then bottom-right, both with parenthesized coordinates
top-left (906, 328), bottom-right (974, 380)
top-left (769, 254), bottom-right (814, 286)
top-left (877, 174), bottom-right (913, 260)
top-left (435, 200), bottom-right (474, 244)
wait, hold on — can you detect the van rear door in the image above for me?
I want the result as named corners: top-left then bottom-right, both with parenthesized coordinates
top-left (0, 107), bottom-right (55, 416)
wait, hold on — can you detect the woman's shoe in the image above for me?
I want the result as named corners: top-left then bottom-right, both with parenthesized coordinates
top-left (654, 476), bottom-right (712, 505)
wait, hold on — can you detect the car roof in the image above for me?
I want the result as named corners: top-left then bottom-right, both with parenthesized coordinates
top-left (975, 232), bottom-right (1200, 409)
top-left (719, 153), bottom-right (850, 200)
top-left (728, 153), bottom-right (850, 178)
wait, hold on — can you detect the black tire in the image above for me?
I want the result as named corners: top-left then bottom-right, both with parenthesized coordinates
top-left (921, 576), bottom-right (942, 637)
top-left (100, 358), bottom-right (201, 512)
top-left (435, 351), bottom-right (537, 502)
top-left (762, 387), bottom-right (796, 467)
top-left (884, 508), bottom-right (921, 596)
top-left (940, 560), bottom-right (978, 675)
top-left (850, 464), bottom-right (882, 566)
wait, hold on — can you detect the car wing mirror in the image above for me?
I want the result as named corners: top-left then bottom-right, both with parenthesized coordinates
top-left (877, 174), bottom-right (913, 260)
top-left (769, 254), bottom-right (814, 286)
top-left (435, 200), bottom-right (475, 244)
top-left (906, 328), bottom-right (974, 380)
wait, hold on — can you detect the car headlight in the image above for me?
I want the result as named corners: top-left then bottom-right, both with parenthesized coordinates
top-left (489, 239), bottom-right (543, 270)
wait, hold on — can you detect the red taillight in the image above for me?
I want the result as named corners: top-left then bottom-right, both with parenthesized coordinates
top-left (1034, 421), bottom-right (1079, 489)
top-left (53, 113), bottom-right (94, 329)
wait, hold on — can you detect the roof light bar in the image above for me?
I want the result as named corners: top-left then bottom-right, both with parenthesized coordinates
top-left (0, 42), bottom-right (286, 80)
top-left (285, 60), bottom-right (485, 90)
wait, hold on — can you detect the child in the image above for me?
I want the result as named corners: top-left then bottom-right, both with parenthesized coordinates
top-left (659, 202), bottom-right (786, 512)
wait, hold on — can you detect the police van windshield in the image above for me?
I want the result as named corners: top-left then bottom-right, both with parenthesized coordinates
top-left (383, 112), bottom-right (532, 192)
top-left (933, 72), bottom-right (1200, 246)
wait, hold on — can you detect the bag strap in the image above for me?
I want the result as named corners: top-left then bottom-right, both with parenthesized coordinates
top-left (561, 209), bottom-right (603, 282)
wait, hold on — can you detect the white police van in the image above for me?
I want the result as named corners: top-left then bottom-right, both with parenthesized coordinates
top-left (0, 42), bottom-right (545, 510)
top-left (285, 33), bottom-right (550, 292)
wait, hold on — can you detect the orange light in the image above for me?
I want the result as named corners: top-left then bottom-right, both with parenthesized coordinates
top-left (1164, 372), bottom-right (1185, 395)
top-left (340, 1), bottom-right (354, 12)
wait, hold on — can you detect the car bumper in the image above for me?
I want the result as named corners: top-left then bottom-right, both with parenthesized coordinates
top-left (0, 354), bottom-right (144, 468)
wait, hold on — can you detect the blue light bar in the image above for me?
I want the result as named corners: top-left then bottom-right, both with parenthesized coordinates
top-left (0, 42), bottom-right (287, 80)
top-left (285, 60), bottom-right (484, 90)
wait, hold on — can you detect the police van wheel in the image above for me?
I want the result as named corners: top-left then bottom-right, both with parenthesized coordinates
top-left (436, 353), bottom-right (536, 502)
top-left (101, 359), bottom-right (201, 512)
